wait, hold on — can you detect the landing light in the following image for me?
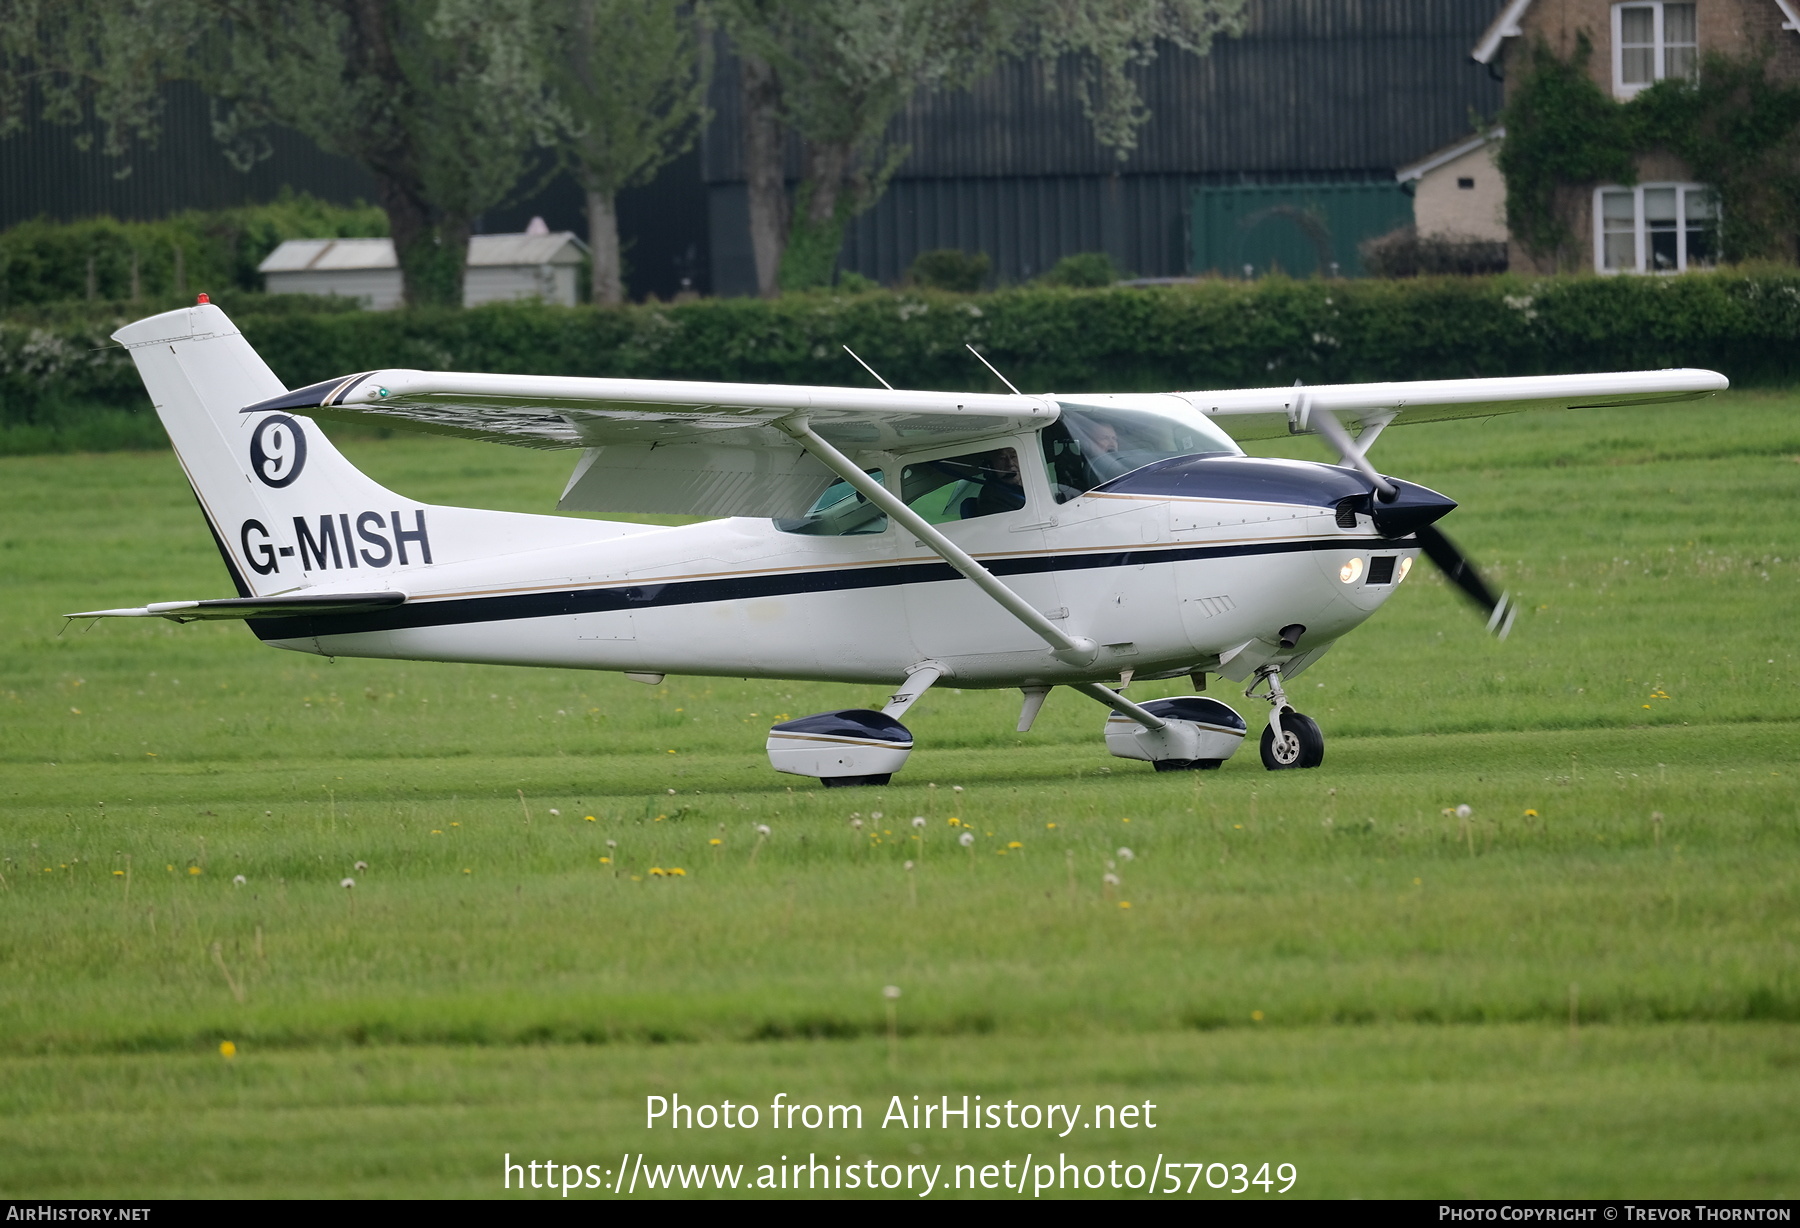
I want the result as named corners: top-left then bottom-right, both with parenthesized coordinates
top-left (1397, 556), bottom-right (1414, 583)
top-left (1339, 557), bottom-right (1364, 584)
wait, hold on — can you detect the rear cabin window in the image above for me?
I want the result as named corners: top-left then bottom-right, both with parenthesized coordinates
top-left (774, 470), bottom-right (887, 536)
top-left (1041, 406), bottom-right (1237, 501)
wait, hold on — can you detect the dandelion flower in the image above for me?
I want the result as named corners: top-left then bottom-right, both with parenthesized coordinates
top-left (1118, 901), bottom-right (1132, 909)
top-left (1116, 847), bottom-right (1134, 861)
top-left (1455, 804), bottom-right (1473, 819)
top-left (958, 832), bottom-right (975, 848)
top-left (585, 815), bottom-right (597, 822)
top-left (340, 877), bottom-right (355, 889)
top-left (871, 812), bottom-right (883, 821)
top-left (599, 856), bottom-right (611, 864)
top-left (112, 870), bottom-right (124, 877)
top-left (354, 860), bottom-right (368, 871)
top-left (1007, 841), bottom-right (1023, 850)
top-left (548, 808), bottom-right (561, 816)
top-left (911, 816), bottom-right (926, 829)
top-left (232, 874), bottom-right (247, 886)
top-left (1524, 808), bottom-right (1539, 818)
top-left (462, 868), bottom-right (471, 875)
top-left (952, 786), bottom-right (963, 793)
top-left (606, 839), bottom-right (618, 848)
top-left (851, 818), bottom-right (863, 830)
top-left (947, 817), bottom-right (961, 827)
top-left (219, 1041), bottom-right (237, 1059)
top-left (1252, 1010), bottom-right (1265, 1022)
top-left (709, 838), bottom-right (722, 846)
top-left (649, 867), bottom-right (666, 877)
top-left (1103, 872), bottom-right (1120, 886)
top-left (1046, 822), bottom-right (1057, 829)
top-left (883, 985), bottom-right (901, 1000)
top-left (188, 866), bottom-right (202, 876)
top-left (756, 824), bottom-right (771, 836)
top-left (904, 860), bottom-right (915, 871)
top-left (431, 830), bottom-right (443, 835)
top-left (670, 868), bottom-right (686, 877)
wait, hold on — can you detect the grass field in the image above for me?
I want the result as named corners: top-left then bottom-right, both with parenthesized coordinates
top-left (1, 392), bottom-right (1797, 1199)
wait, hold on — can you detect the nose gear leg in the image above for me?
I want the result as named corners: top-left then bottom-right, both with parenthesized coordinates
top-left (1248, 665), bottom-right (1324, 770)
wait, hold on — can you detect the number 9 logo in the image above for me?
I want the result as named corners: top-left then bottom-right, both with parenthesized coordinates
top-left (250, 415), bottom-right (308, 488)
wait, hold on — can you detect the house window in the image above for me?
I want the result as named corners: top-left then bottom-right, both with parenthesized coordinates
top-left (1614, 3), bottom-right (1697, 95)
top-left (1595, 184), bottom-right (1717, 272)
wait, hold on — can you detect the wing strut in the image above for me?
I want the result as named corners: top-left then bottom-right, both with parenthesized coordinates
top-left (775, 416), bottom-right (1101, 671)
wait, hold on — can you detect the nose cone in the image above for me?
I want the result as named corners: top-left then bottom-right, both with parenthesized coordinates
top-left (1370, 479), bottom-right (1458, 538)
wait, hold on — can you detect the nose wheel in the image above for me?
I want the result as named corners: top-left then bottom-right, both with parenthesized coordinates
top-left (1260, 713), bottom-right (1323, 769)
top-left (1249, 666), bottom-right (1325, 770)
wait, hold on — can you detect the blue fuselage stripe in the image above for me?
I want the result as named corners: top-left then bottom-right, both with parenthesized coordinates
top-left (249, 534), bottom-right (1410, 641)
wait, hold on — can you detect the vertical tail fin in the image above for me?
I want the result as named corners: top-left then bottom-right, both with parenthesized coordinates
top-left (114, 304), bottom-right (426, 597)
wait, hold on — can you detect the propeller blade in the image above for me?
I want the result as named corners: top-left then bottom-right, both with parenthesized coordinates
top-left (1413, 524), bottom-right (1516, 639)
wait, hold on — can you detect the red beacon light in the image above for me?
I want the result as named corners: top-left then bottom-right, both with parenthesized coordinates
top-left (196, 292), bottom-right (210, 304)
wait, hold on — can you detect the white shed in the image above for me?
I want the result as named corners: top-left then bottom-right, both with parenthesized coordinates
top-left (1396, 129), bottom-right (1508, 243)
top-left (258, 238), bottom-right (404, 309)
top-left (464, 232), bottom-right (588, 307)
top-left (258, 228), bottom-right (589, 309)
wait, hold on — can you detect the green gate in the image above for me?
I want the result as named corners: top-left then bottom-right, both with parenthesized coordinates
top-left (1189, 182), bottom-right (1414, 278)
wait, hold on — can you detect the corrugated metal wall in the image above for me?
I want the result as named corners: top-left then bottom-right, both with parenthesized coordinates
top-left (704, 0), bottom-right (1503, 183)
top-left (0, 82), bottom-right (375, 228)
top-left (705, 0), bottom-right (1504, 291)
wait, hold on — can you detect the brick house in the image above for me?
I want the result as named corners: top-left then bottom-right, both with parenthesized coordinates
top-left (1472, 0), bottom-right (1800, 272)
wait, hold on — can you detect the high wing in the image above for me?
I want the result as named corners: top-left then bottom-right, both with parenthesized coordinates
top-left (242, 366), bottom-right (1725, 518)
top-left (1168, 369), bottom-right (1729, 442)
top-left (244, 371), bottom-right (1055, 518)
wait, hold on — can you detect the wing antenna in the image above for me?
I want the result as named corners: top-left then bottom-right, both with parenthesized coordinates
top-left (842, 345), bottom-right (894, 390)
top-left (966, 344), bottom-right (1022, 395)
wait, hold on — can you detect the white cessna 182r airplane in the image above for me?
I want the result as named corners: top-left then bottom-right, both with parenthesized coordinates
top-left (73, 300), bottom-right (1726, 784)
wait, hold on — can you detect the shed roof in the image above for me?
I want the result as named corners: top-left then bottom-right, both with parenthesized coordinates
top-left (1397, 128), bottom-right (1504, 181)
top-left (468, 233), bottom-right (588, 267)
top-left (259, 232), bottom-right (589, 275)
top-left (258, 238), bottom-right (396, 273)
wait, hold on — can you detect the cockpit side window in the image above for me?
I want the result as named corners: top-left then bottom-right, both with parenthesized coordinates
top-left (1042, 405), bottom-right (1237, 501)
top-left (774, 470), bottom-right (887, 536)
top-left (901, 448), bottom-right (1025, 525)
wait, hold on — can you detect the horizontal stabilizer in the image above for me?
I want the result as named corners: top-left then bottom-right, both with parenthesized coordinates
top-left (68, 592), bottom-right (406, 623)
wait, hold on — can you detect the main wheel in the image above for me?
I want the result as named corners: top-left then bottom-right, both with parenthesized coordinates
top-left (1260, 713), bottom-right (1324, 770)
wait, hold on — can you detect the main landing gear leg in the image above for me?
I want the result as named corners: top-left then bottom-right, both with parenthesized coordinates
top-left (1249, 665), bottom-right (1324, 770)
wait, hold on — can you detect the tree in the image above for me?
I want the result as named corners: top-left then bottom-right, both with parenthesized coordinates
top-left (539, 0), bottom-right (708, 305)
top-left (718, 0), bottom-right (1247, 296)
top-left (4, 0), bottom-right (558, 307)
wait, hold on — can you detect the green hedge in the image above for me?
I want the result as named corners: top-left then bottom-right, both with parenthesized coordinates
top-left (4, 269), bottom-right (1797, 454)
top-left (0, 192), bottom-right (387, 310)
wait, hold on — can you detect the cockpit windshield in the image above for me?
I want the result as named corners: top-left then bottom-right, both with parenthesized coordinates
top-left (1041, 399), bottom-right (1241, 502)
